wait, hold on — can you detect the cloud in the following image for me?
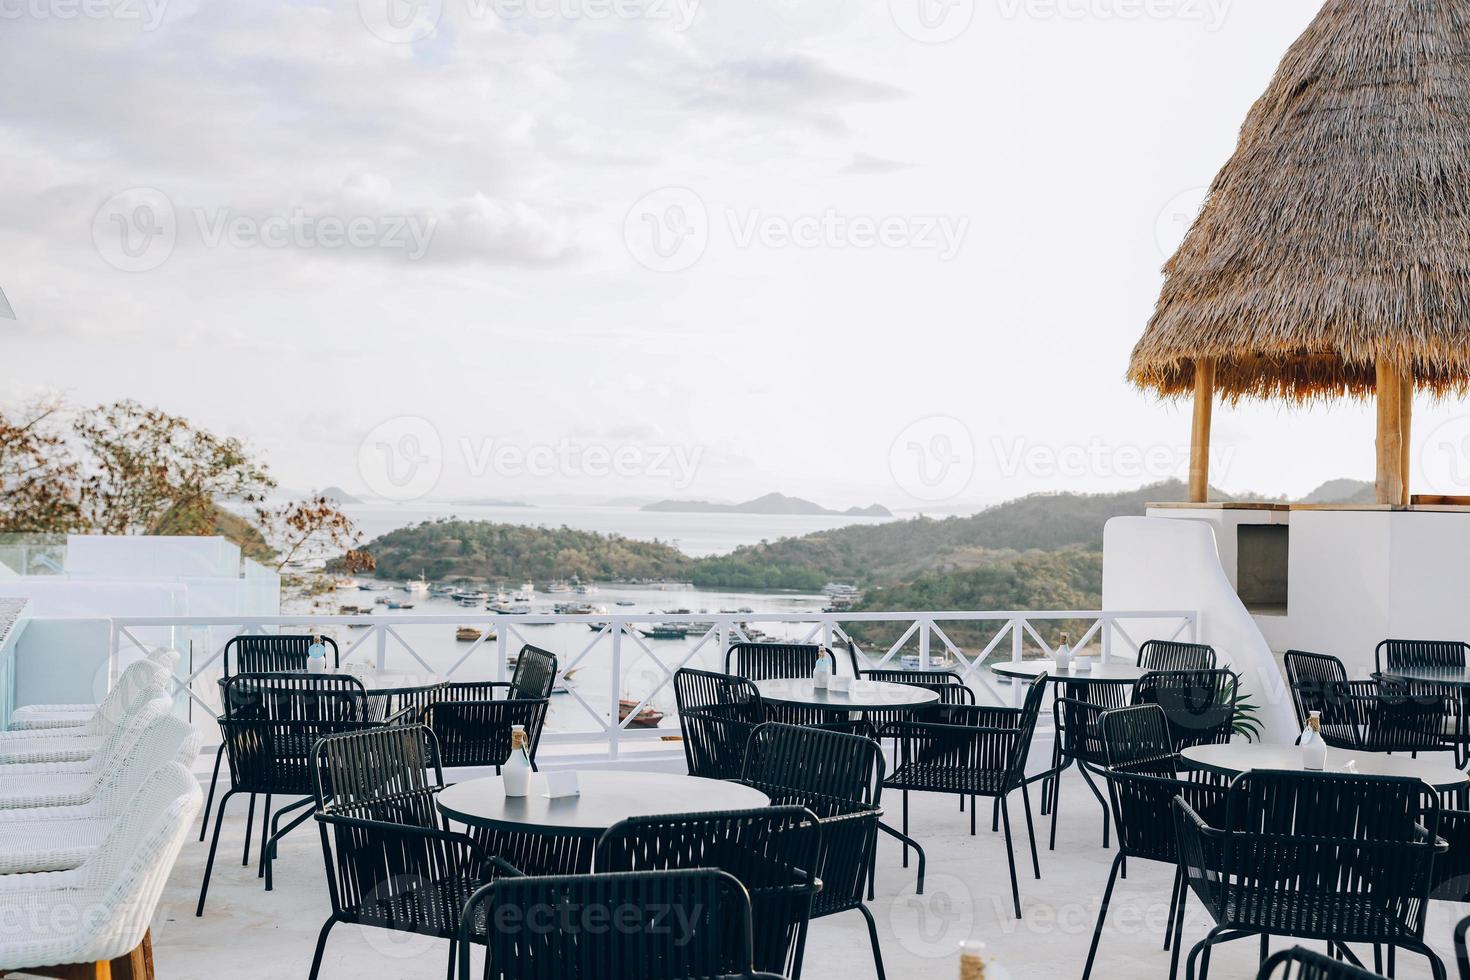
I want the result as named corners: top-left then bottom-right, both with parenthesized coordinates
top-left (843, 152), bottom-right (916, 175)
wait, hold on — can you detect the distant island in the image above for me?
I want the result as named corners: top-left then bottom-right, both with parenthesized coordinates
top-left (318, 486), bottom-right (362, 504)
top-left (643, 492), bottom-right (892, 518)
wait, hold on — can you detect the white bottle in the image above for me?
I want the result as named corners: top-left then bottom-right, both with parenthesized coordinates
top-left (306, 634), bottom-right (327, 674)
top-left (812, 648), bottom-right (832, 690)
top-left (1053, 631), bottom-right (1073, 671)
top-left (1300, 711), bottom-right (1327, 770)
top-left (504, 724), bottom-right (533, 797)
top-left (959, 941), bottom-right (994, 980)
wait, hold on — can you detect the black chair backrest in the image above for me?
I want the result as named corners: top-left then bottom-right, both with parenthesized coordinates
top-left (673, 668), bottom-right (764, 780)
top-left (596, 806), bottom-right (821, 978)
top-left (726, 642), bottom-right (857, 680)
top-left (1100, 703), bottom-right (1175, 771)
top-left (742, 722), bottom-right (883, 811)
top-left (462, 869), bottom-right (759, 980)
top-left (224, 634), bottom-right (339, 676)
top-left (221, 672), bottom-right (368, 721)
top-left (1377, 638), bottom-right (1469, 674)
top-left (1283, 650), bottom-right (1350, 729)
top-left (511, 645), bottom-right (558, 699)
top-left (1132, 669), bottom-right (1238, 750)
top-left (1138, 639), bottom-right (1216, 672)
top-left (1258, 946), bottom-right (1389, 980)
top-left (421, 698), bottom-right (549, 768)
top-left (313, 723), bottom-right (444, 824)
top-left (740, 722), bottom-right (883, 919)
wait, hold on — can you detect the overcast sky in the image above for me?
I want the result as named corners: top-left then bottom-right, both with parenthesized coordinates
top-left (9, 0), bottom-right (1452, 511)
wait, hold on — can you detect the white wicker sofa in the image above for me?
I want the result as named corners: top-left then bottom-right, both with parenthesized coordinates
top-left (0, 762), bottom-right (201, 979)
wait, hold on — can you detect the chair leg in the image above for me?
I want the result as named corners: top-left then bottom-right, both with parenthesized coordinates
top-left (1164, 865), bottom-right (1183, 951)
top-left (1168, 882), bottom-right (1189, 980)
top-left (445, 937), bottom-right (457, 980)
top-left (901, 791), bottom-right (909, 869)
top-left (1259, 933), bottom-right (1268, 966)
top-left (1078, 761), bottom-right (1109, 849)
top-left (264, 797), bottom-right (316, 892)
top-left (1000, 796), bottom-right (1021, 919)
top-left (1048, 765), bottom-right (1062, 851)
top-left (197, 790), bottom-right (235, 917)
top-left (989, 796), bottom-right (996, 833)
top-left (241, 792), bottom-right (257, 867)
top-left (307, 916), bottom-right (338, 980)
top-left (198, 746), bottom-right (223, 842)
top-left (854, 903), bottom-right (887, 980)
top-left (1019, 782), bottom-right (1040, 879)
top-left (1398, 939), bottom-right (1446, 980)
top-left (1081, 853), bottom-right (1123, 980)
top-left (256, 793), bottom-right (272, 878)
top-left (109, 930), bottom-right (153, 980)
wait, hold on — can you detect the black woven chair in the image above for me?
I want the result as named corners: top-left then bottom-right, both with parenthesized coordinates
top-left (1139, 639), bottom-right (1217, 672)
top-left (309, 724), bottom-right (521, 980)
top-left (458, 868), bottom-right (783, 980)
top-left (207, 672), bottom-right (372, 873)
top-left (879, 675), bottom-right (1048, 920)
top-left (726, 642), bottom-right (870, 731)
top-left (201, 634), bottom-right (343, 838)
top-left (740, 723), bottom-right (887, 980)
top-left (1288, 650), bottom-right (1456, 755)
top-left (223, 633), bottom-right (339, 676)
top-left (674, 668), bottom-right (764, 780)
top-left (595, 807), bottom-right (821, 979)
top-left (1285, 650), bottom-right (1372, 748)
top-left (858, 668), bottom-right (975, 732)
top-left (1079, 704), bottom-right (1229, 980)
top-left (1131, 669), bottom-right (1239, 751)
top-left (726, 641), bottom-right (858, 680)
top-left (1258, 947), bottom-right (1390, 980)
top-left (421, 696), bottom-right (550, 770)
top-left (198, 677), bottom-right (376, 915)
top-left (1051, 692), bottom-right (1117, 850)
top-left (1377, 639), bottom-right (1470, 674)
top-left (1173, 770), bottom-right (1446, 980)
top-left (1042, 643), bottom-right (1174, 848)
top-left (1376, 639), bottom-right (1468, 763)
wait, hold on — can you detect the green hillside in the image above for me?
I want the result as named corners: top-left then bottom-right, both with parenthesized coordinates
top-left (691, 479), bottom-right (1188, 589)
top-left (365, 520), bottom-right (691, 582)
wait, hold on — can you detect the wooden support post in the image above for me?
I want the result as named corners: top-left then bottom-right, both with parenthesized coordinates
top-left (1188, 358), bottom-right (1215, 503)
top-left (1400, 372), bottom-right (1413, 506)
top-left (1376, 360), bottom-right (1405, 506)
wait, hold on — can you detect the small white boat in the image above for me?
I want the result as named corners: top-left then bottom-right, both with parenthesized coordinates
top-left (513, 582), bottom-right (535, 602)
top-left (405, 574), bottom-right (430, 594)
top-left (546, 580), bottom-right (573, 594)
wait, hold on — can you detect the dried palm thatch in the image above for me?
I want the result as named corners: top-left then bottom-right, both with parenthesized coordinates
top-left (1129, 0), bottom-right (1470, 403)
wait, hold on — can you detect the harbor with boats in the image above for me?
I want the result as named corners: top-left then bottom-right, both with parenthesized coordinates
top-left (289, 577), bottom-right (865, 736)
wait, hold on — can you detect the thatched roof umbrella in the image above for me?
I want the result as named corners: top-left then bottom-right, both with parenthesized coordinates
top-left (1129, 0), bottom-right (1470, 505)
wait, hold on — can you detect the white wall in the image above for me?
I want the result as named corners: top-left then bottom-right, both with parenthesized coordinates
top-left (1284, 510), bottom-right (1470, 678)
top-left (1103, 515), bottom-right (1297, 742)
top-left (65, 534), bottom-right (241, 578)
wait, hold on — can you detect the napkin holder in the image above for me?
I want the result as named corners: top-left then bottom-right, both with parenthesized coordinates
top-left (543, 770), bottom-right (581, 799)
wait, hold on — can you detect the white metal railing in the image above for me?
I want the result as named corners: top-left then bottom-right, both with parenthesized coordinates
top-left (108, 609), bottom-right (1197, 761)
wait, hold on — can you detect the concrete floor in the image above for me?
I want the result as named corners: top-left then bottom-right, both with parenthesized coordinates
top-left (133, 766), bottom-right (1460, 980)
